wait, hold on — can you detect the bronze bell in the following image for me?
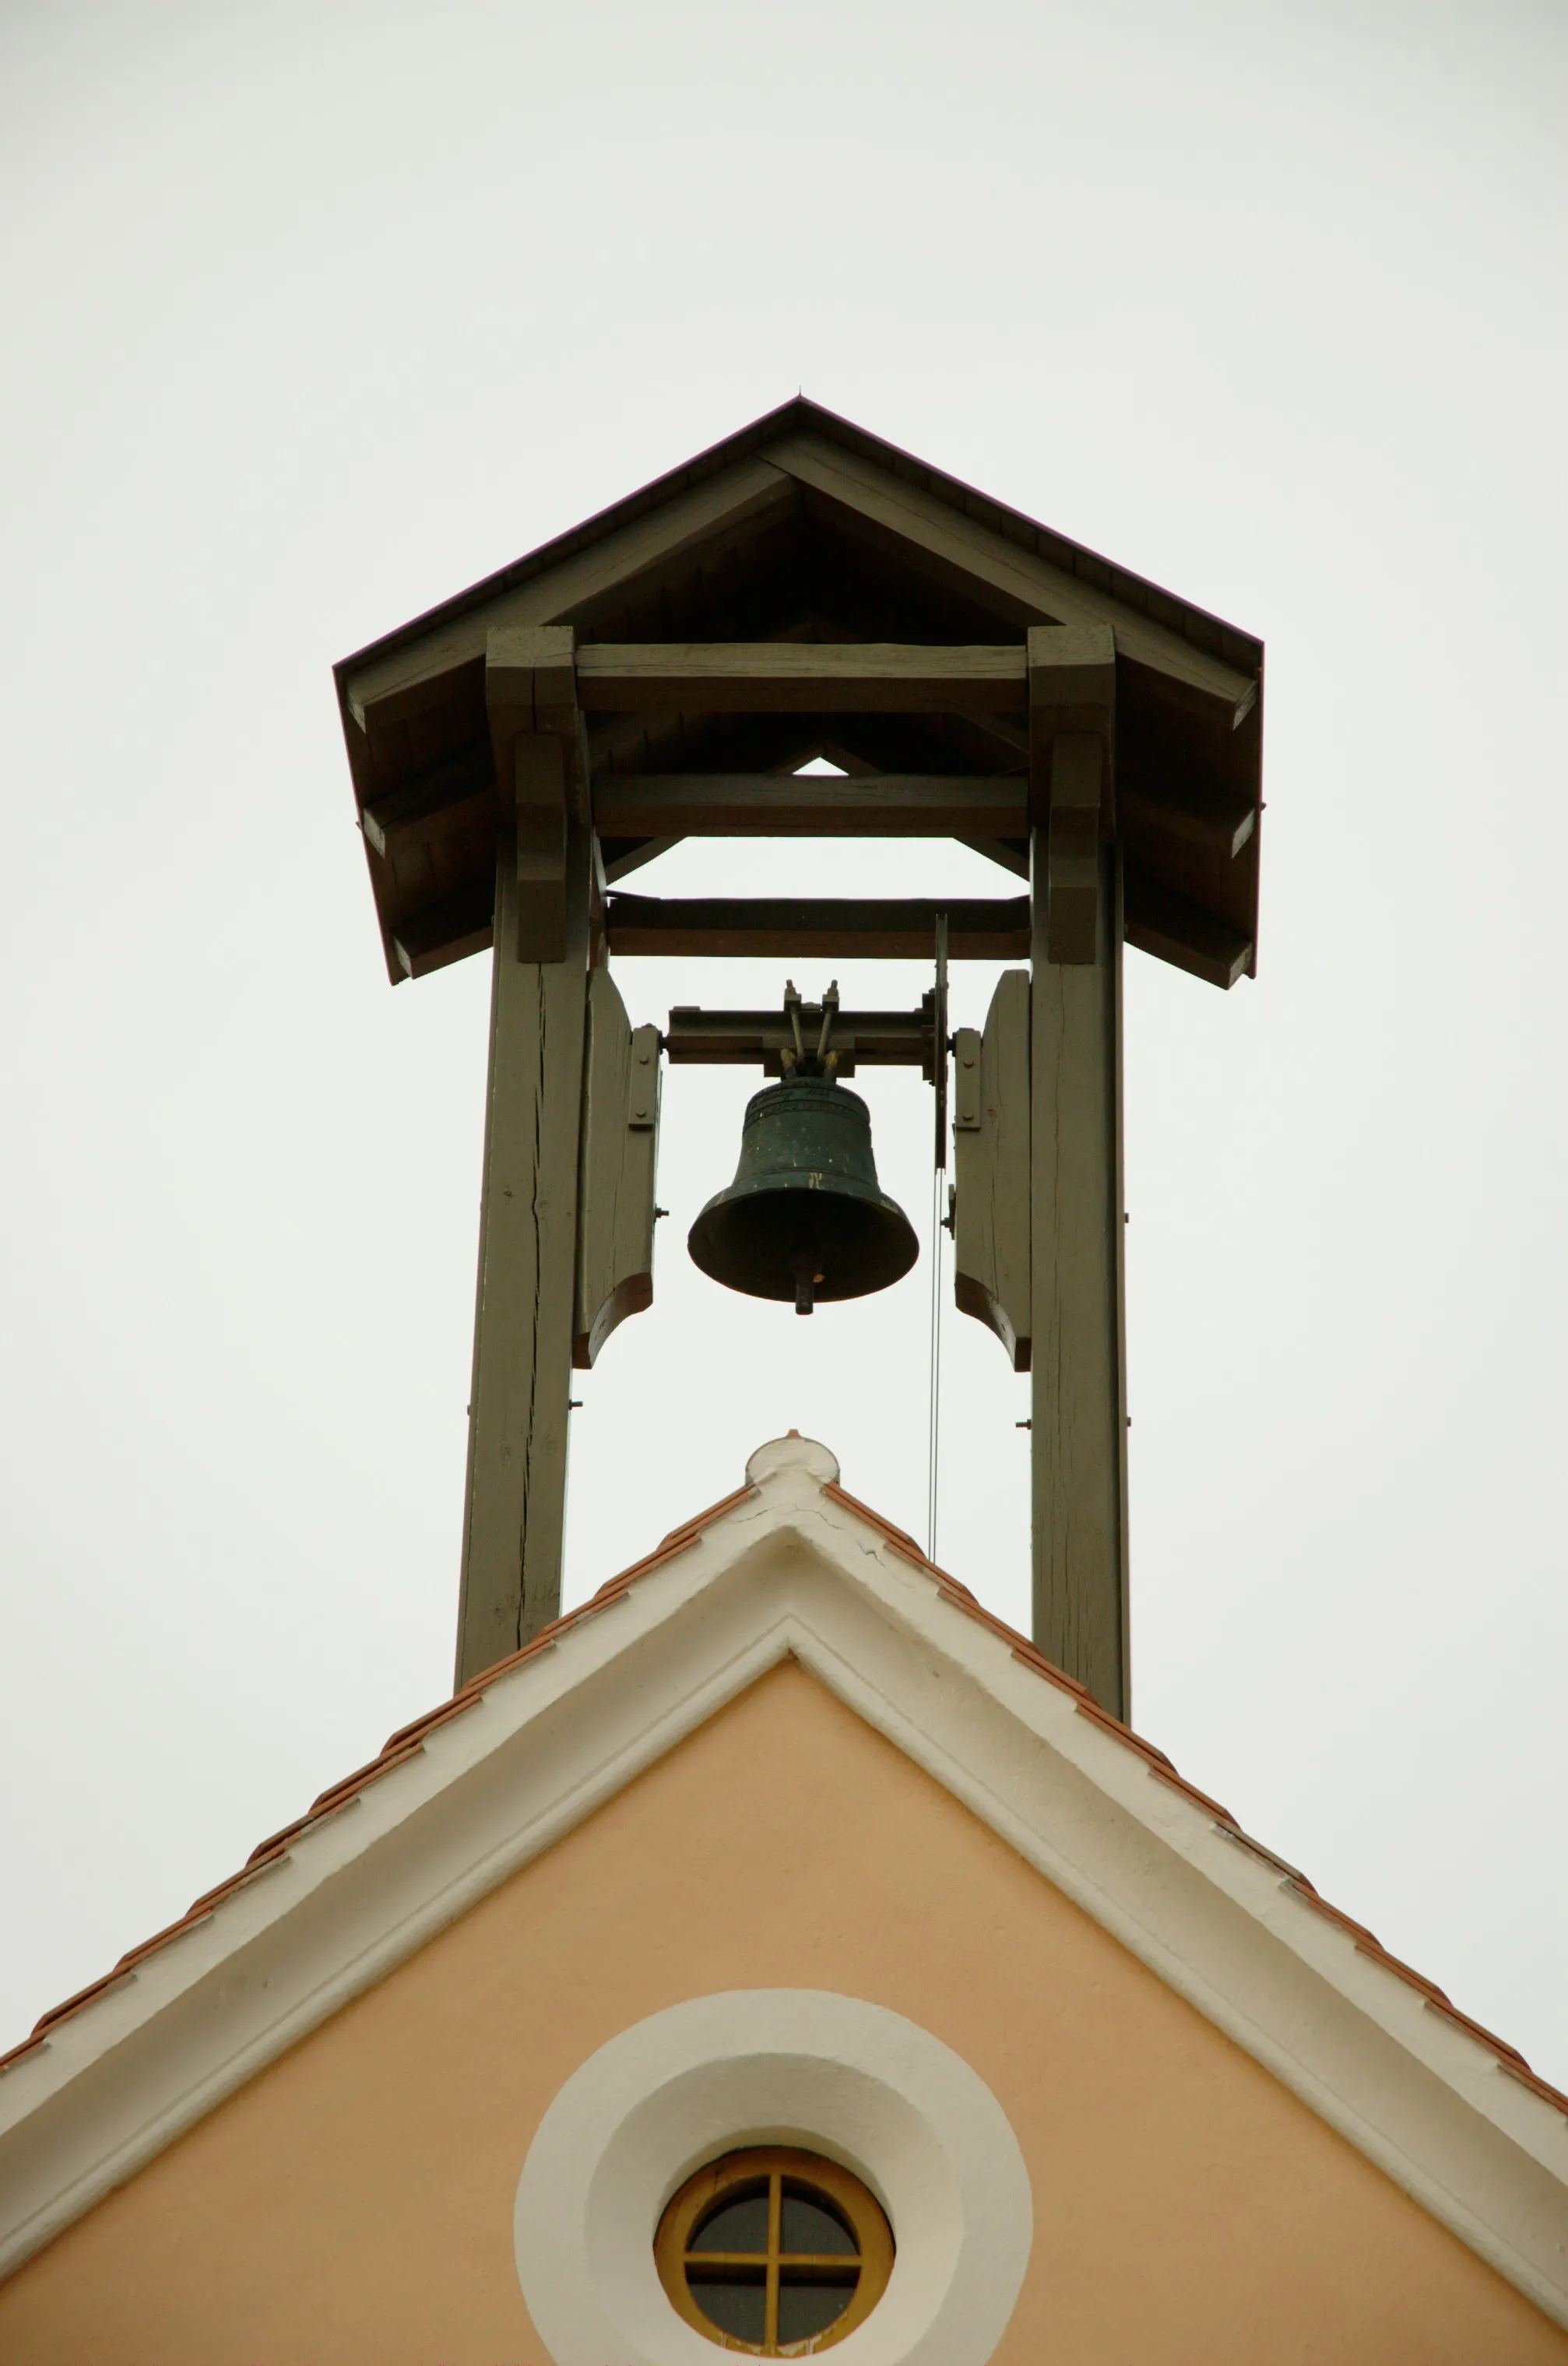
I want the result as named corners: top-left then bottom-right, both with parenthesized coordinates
top-left (688, 1067), bottom-right (919, 1315)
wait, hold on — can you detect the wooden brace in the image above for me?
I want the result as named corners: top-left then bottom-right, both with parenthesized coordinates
top-left (1028, 624), bottom-right (1115, 966)
top-left (487, 625), bottom-right (585, 964)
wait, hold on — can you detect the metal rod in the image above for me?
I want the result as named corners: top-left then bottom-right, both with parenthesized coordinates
top-left (927, 914), bottom-right (949, 1563)
top-left (815, 981), bottom-right (839, 1065)
top-left (928, 1163), bottom-right (944, 1561)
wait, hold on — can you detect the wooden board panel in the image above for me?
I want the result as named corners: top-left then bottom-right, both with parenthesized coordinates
top-left (953, 970), bottom-right (1032, 1370)
top-left (574, 983), bottom-right (661, 1369)
top-left (575, 642), bottom-right (1028, 715)
top-left (593, 774), bottom-right (1025, 837)
top-left (605, 895), bottom-right (1031, 960)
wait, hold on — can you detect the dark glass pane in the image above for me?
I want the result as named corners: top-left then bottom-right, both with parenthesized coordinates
top-left (691, 2279), bottom-right (768, 2343)
top-left (780, 2191), bottom-right (856, 2257)
top-left (691, 2190), bottom-right (770, 2255)
top-left (777, 2280), bottom-right (856, 2343)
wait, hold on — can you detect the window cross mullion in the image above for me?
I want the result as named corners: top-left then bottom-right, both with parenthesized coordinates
top-left (765, 2172), bottom-right (782, 2352)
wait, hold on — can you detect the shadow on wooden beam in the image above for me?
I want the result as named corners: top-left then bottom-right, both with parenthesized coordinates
top-left (390, 881), bottom-right (494, 981)
top-left (606, 895), bottom-right (1031, 960)
top-left (1123, 864), bottom-right (1253, 990)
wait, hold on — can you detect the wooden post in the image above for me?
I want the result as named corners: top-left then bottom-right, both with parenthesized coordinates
top-left (1028, 838), bottom-right (1130, 1719)
top-left (453, 810), bottom-right (593, 1691)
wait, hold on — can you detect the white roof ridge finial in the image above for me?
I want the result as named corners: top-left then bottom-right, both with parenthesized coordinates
top-left (746, 1433), bottom-right (840, 1488)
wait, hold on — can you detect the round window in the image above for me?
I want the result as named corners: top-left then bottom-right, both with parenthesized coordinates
top-left (656, 2146), bottom-right (894, 2356)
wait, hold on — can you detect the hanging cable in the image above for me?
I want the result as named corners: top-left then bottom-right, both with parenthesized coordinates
top-left (927, 1159), bottom-right (944, 1561)
top-left (927, 915), bottom-right (949, 1563)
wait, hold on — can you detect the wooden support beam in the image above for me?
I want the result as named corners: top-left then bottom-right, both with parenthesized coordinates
top-left (488, 623), bottom-right (579, 750)
top-left (454, 818), bottom-right (593, 1690)
top-left (605, 895), bottom-right (1031, 960)
top-left (487, 625), bottom-right (587, 964)
top-left (361, 748), bottom-right (493, 860)
top-left (1030, 837), bottom-right (1129, 1720)
top-left (1123, 863), bottom-right (1253, 990)
top-left (1028, 621), bottom-right (1118, 758)
top-left (575, 642), bottom-right (1028, 715)
top-left (593, 773), bottom-right (1026, 838)
top-left (390, 880), bottom-right (493, 981)
top-left (956, 834), bottom-right (1031, 880)
top-left (665, 1000), bottom-right (932, 1072)
top-left (599, 835), bottom-right (683, 883)
top-left (343, 455), bottom-right (799, 729)
top-left (1030, 624), bottom-right (1116, 966)
top-left (955, 708), bottom-right (1030, 757)
top-left (1044, 735), bottom-right (1104, 964)
top-left (510, 734), bottom-right (568, 962)
top-left (1120, 781), bottom-right (1257, 860)
top-left (766, 431), bottom-right (1258, 725)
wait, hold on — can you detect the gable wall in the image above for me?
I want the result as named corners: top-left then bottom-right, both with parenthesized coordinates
top-left (2, 1661), bottom-right (1561, 2366)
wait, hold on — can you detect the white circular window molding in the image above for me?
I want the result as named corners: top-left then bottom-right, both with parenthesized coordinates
top-left (515, 1989), bottom-right (1032, 2366)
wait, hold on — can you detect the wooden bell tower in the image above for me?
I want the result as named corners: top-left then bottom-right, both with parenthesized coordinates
top-left (332, 402), bottom-right (1263, 1716)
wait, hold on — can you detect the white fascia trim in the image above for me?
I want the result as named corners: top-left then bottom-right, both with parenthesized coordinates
top-left (1, 1463), bottom-right (1565, 2321)
top-left (0, 1516), bottom-right (787, 2273)
top-left (754, 1546), bottom-right (1568, 2322)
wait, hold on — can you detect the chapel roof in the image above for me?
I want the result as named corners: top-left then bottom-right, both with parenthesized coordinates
top-left (5, 1440), bottom-right (1560, 2124)
top-left (332, 399), bottom-right (1264, 993)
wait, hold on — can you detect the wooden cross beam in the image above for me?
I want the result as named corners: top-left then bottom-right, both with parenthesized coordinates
top-left (592, 774), bottom-right (1026, 838)
top-left (603, 895), bottom-right (1031, 961)
top-left (1029, 624), bottom-right (1116, 965)
top-left (575, 642), bottom-right (1028, 714)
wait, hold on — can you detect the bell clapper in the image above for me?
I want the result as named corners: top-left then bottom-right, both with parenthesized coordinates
top-left (789, 1245), bottom-right (825, 1316)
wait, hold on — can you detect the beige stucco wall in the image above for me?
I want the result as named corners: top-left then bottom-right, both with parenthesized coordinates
top-left (2, 1658), bottom-right (1563, 2365)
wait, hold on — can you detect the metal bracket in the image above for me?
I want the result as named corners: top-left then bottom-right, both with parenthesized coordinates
top-left (666, 987), bottom-right (943, 1081)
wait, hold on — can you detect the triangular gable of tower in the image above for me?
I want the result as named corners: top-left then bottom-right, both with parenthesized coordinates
top-left (2, 1437), bottom-right (1563, 2361)
top-left (334, 399), bottom-right (1263, 993)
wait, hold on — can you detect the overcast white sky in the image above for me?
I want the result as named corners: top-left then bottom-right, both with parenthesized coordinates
top-left (2, 2), bottom-right (1565, 2087)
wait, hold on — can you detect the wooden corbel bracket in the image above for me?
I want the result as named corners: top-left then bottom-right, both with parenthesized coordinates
top-left (1028, 623), bottom-right (1116, 965)
top-left (485, 624), bottom-right (586, 963)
